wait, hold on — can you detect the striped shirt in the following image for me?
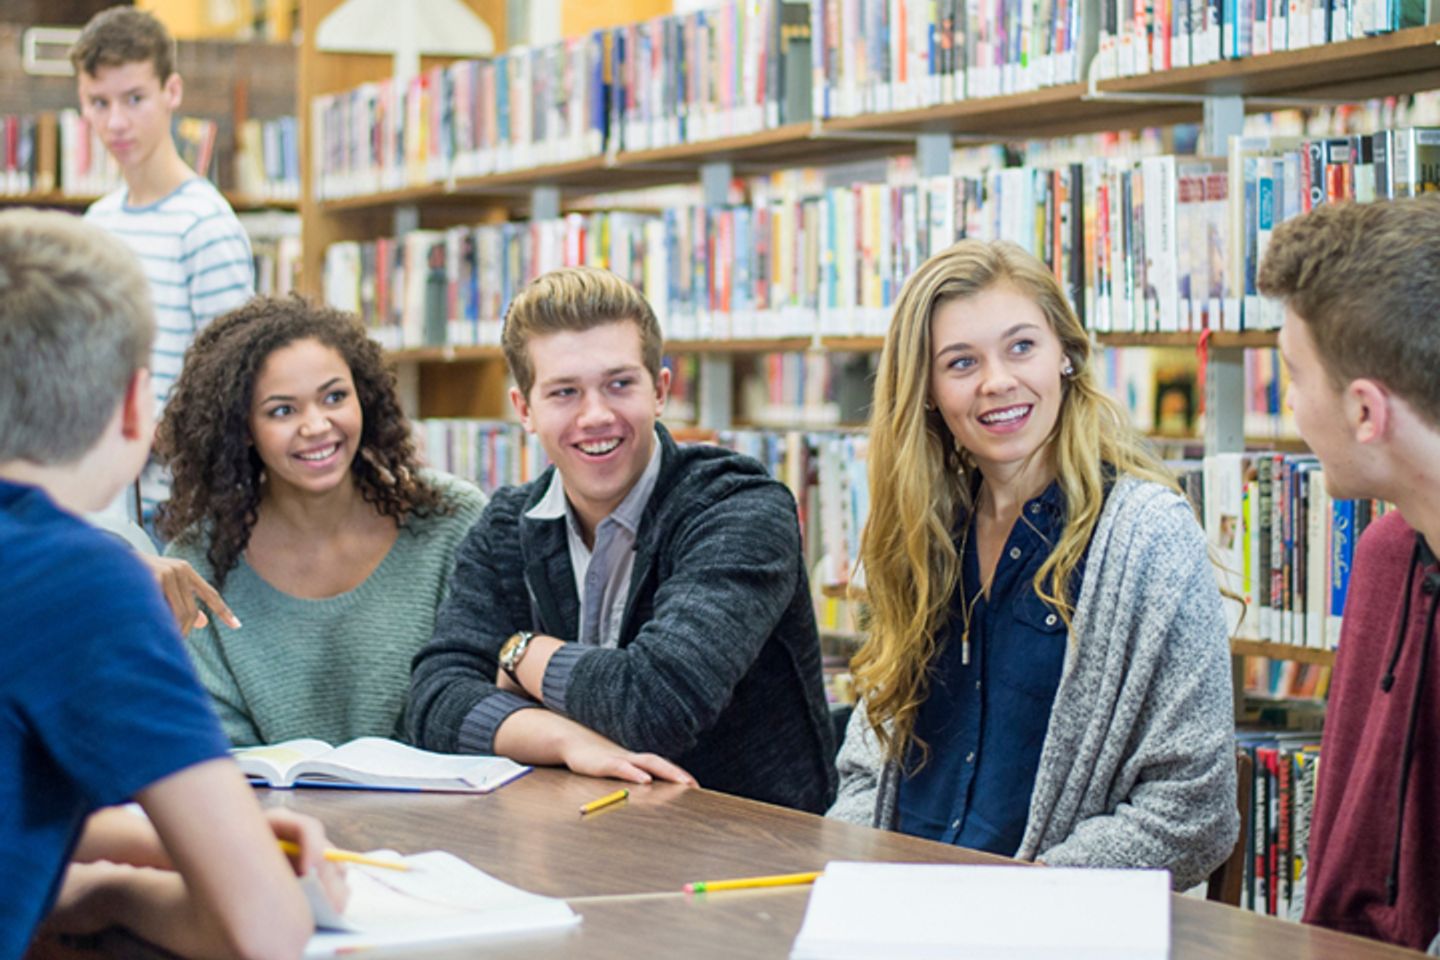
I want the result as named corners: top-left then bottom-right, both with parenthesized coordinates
top-left (86, 178), bottom-right (254, 513)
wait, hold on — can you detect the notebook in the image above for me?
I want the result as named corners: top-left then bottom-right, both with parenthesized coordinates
top-left (790, 862), bottom-right (1171, 960)
top-left (302, 850), bottom-right (580, 957)
top-left (233, 737), bottom-right (530, 793)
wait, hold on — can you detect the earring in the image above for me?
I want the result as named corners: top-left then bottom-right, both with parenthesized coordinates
top-left (1062, 359), bottom-right (1075, 376)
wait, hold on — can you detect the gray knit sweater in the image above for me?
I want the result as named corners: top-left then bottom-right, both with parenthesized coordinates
top-left (827, 476), bottom-right (1239, 891)
top-left (167, 472), bottom-right (485, 746)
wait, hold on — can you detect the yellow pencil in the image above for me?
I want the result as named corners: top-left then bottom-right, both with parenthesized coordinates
top-left (683, 870), bottom-right (822, 893)
top-left (579, 788), bottom-right (630, 816)
top-left (277, 839), bottom-right (411, 872)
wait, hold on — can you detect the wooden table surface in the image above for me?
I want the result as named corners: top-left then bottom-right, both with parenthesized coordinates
top-left (237, 768), bottom-right (1423, 960)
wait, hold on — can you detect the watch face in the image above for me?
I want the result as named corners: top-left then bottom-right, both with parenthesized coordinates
top-left (500, 633), bottom-right (522, 666)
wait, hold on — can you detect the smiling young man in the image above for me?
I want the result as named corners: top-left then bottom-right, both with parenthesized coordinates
top-left (1259, 197), bottom-right (1440, 954)
top-left (408, 267), bottom-right (837, 811)
top-left (72, 6), bottom-right (254, 525)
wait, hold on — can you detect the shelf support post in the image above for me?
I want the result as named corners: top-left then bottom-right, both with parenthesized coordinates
top-left (1202, 95), bottom-right (1245, 156)
top-left (916, 133), bottom-right (952, 178)
top-left (1205, 346), bottom-right (1245, 455)
top-left (530, 185), bottom-right (560, 221)
top-left (697, 161), bottom-right (735, 431)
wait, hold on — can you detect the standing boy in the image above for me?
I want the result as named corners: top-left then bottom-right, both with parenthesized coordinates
top-left (72, 6), bottom-right (254, 522)
top-left (0, 210), bottom-right (341, 959)
top-left (1259, 196), bottom-right (1440, 953)
top-left (408, 267), bottom-right (837, 812)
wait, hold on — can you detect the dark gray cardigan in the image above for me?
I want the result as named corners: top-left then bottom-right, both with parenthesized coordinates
top-left (408, 425), bottom-right (837, 813)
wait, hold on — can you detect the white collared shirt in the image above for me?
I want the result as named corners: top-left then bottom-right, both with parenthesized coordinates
top-left (524, 431), bottom-right (664, 648)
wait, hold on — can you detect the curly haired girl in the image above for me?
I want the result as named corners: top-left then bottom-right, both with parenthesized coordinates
top-left (156, 297), bottom-right (485, 746)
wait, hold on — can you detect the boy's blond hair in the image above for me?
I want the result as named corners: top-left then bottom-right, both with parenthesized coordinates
top-left (0, 210), bottom-right (153, 465)
top-left (501, 266), bottom-right (663, 396)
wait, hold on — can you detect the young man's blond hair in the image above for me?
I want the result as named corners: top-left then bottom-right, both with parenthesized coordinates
top-left (501, 266), bottom-right (664, 397)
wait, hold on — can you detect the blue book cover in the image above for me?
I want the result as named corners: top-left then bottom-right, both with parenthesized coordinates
top-left (1329, 497), bottom-right (1355, 646)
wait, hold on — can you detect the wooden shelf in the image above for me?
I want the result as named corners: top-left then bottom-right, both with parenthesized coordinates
top-left (1095, 330), bottom-right (1279, 348)
top-left (307, 26), bottom-right (1440, 215)
top-left (0, 192), bottom-right (91, 208)
top-left (0, 191), bottom-right (299, 212)
top-left (227, 194), bottom-right (300, 212)
top-left (665, 336), bottom-right (886, 355)
top-left (387, 345), bottom-right (504, 363)
top-left (1101, 23), bottom-right (1440, 103)
top-left (1230, 639), bottom-right (1336, 667)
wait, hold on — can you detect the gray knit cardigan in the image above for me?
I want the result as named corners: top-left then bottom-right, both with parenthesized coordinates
top-left (827, 476), bottom-right (1239, 891)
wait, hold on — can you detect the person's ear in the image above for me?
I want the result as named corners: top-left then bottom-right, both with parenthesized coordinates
top-left (509, 385), bottom-right (535, 433)
top-left (164, 71), bottom-right (182, 111)
top-left (120, 369), bottom-right (153, 441)
top-left (654, 366), bottom-right (671, 415)
top-left (1348, 379), bottom-right (1390, 444)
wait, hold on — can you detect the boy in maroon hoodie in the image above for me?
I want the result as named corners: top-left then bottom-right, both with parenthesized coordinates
top-left (1259, 196), bottom-right (1440, 953)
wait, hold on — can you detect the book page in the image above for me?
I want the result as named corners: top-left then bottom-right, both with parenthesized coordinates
top-left (294, 737), bottom-right (528, 791)
top-left (791, 862), bottom-right (1170, 960)
top-left (232, 739), bottom-right (334, 786)
top-left (303, 850), bottom-right (578, 957)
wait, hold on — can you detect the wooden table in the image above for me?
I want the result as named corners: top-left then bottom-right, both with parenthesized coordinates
top-left (232, 768), bottom-right (1422, 960)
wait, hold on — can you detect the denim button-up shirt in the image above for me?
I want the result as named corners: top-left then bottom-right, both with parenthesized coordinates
top-left (897, 479), bottom-right (1084, 856)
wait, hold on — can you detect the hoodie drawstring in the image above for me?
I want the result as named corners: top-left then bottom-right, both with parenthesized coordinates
top-left (1383, 535), bottom-right (1439, 907)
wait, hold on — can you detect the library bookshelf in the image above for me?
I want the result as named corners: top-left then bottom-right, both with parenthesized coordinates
top-left (299, 2), bottom-right (1432, 679)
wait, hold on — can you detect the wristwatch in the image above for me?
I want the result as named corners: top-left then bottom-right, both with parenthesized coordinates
top-left (499, 630), bottom-right (536, 683)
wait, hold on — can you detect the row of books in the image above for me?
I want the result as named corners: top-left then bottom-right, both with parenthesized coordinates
top-left (310, 1), bottom-right (812, 199)
top-left (322, 124), bottom-right (1435, 346)
top-left (311, 36), bottom-right (604, 199)
top-left (1230, 128), bottom-right (1440, 329)
top-left (1096, 0), bottom-right (1427, 80)
top-left (1097, 346), bottom-right (1297, 440)
top-left (322, 211), bottom-right (662, 350)
top-left (413, 419), bottom-right (550, 495)
top-left (811, 0), bottom-right (1094, 118)
top-left (739, 352), bottom-right (848, 428)
top-left (1204, 451), bottom-right (1393, 649)
top-left (609, 0), bottom-right (814, 152)
top-left (235, 116), bottom-right (301, 202)
top-left (1235, 731), bottom-right (1323, 918)
top-left (0, 109), bottom-right (299, 202)
top-left (173, 116), bottom-right (219, 182)
top-left (0, 110), bottom-right (119, 198)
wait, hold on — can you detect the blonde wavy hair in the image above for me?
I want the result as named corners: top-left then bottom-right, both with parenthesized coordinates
top-left (852, 239), bottom-right (1177, 762)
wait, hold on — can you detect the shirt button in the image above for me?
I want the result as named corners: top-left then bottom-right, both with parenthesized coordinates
top-left (1029, 503), bottom-right (1041, 514)
top-left (965, 751), bottom-right (976, 764)
top-left (1045, 613), bottom-right (1058, 626)
top-left (1009, 546), bottom-right (1022, 560)
top-left (952, 819), bottom-right (962, 830)
top-left (975, 680), bottom-right (982, 690)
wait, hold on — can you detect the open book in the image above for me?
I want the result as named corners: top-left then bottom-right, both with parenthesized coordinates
top-left (791, 862), bottom-right (1170, 960)
top-left (302, 850), bottom-right (580, 957)
top-left (233, 737), bottom-right (530, 793)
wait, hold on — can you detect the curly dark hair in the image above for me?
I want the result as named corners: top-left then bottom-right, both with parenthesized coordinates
top-left (155, 296), bottom-right (452, 588)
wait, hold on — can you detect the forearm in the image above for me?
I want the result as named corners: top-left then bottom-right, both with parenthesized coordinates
top-left (489, 701), bottom-right (697, 786)
top-left (49, 862), bottom-right (301, 960)
top-left (138, 760), bottom-right (316, 960)
top-left (73, 808), bottom-right (171, 869)
top-left (491, 706), bottom-right (588, 766)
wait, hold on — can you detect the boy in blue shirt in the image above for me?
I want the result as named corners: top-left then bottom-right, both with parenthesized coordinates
top-left (0, 209), bottom-right (343, 959)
